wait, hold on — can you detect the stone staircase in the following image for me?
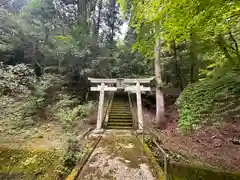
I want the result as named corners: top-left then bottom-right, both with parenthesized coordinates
top-left (106, 94), bottom-right (133, 129)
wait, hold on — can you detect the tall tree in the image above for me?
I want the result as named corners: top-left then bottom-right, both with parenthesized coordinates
top-left (155, 39), bottom-right (166, 128)
top-left (172, 40), bottom-right (184, 90)
top-left (189, 33), bottom-right (199, 83)
top-left (109, 0), bottom-right (116, 45)
top-left (95, 0), bottom-right (102, 41)
top-left (100, 0), bottom-right (123, 46)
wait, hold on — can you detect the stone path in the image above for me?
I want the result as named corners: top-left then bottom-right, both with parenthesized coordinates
top-left (77, 130), bottom-right (157, 180)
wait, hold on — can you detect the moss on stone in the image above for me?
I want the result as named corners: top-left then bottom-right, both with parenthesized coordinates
top-left (167, 163), bottom-right (240, 180)
top-left (0, 147), bottom-right (62, 180)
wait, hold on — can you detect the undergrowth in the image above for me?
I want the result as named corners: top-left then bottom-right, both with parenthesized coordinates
top-left (21, 74), bottom-right (64, 124)
top-left (0, 63), bottom-right (36, 96)
top-left (176, 70), bottom-right (240, 131)
top-left (0, 64), bottom-right (97, 179)
top-left (0, 63), bottom-right (96, 132)
top-left (53, 97), bottom-right (96, 129)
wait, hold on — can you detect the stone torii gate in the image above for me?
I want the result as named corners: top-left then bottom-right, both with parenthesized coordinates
top-left (88, 77), bottom-right (154, 133)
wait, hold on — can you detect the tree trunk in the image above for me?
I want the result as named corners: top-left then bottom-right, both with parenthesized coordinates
top-left (155, 39), bottom-right (166, 129)
top-left (77, 0), bottom-right (87, 21)
top-left (33, 43), bottom-right (43, 77)
top-left (109, 0), bottom-right (116, 45)
top-left (216, 34), bottom-right (234, 64)
top-left (229, 29), bottom-right (240, 62)
top-left (172, 40), bottom-right (184, 90)
top-left (95, 0), bottom-right (102, 41)
top-left (189, 33), bottom-right (199, 83)
top-left (44, 26), bottom-right (49, 44)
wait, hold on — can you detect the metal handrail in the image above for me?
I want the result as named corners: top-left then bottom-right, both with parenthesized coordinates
top-left (128, 92), bottom-right (138, 129)
top-left (102, 92), bottom-right (114, 128)
top-left (127, 90), bottom-right (169, 180)
top-left (138, 122), bottom-right (169, 180)
top-left (152, 137), bottom-right (169, 180)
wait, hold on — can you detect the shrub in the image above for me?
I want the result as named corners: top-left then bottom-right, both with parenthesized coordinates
top-left (176, 71), bottom-right (240, 131)
top-left (0, 62), bottom-right (36, 96)
top-left (54, 99), bottom-right (96, 126)
top-left (53, 95), bottom-right (79, 109)
top-left (22, 73), bottom-right (64, 119)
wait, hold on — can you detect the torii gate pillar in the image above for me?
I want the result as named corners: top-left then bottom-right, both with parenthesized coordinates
top-left (88, 78), bottom-right (118, 133)
top-left (124, 78), bottom-right (153, 132)
top-left (136, 81), bottom-right (143, 130)
top-left (96, 82), bottom-right (105, 131)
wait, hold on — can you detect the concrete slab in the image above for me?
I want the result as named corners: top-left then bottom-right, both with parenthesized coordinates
top-left (77, 130), bottom-right (157, 180)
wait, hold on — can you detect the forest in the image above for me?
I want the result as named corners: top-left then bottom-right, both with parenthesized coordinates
top-left (0, 0), bottom-right (240, 179)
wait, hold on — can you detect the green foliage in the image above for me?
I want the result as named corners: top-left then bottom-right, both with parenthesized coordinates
top-left (21, 0), bottom-right (41, 15)
top-left (122, 0), bottom-right (240, 50)
top-left (22, 73), bottom-right (64, 120)
top-left (0, 63), bottom-right (36, 96)
top-left (1, 0), bottom-right (93, 71)
top-left (57, 133), bottom-right (85, 176)
top-left (118, 0), bottom-right (240, 132)
top-left (119, 0), bottom-right (240, 86)
top-left (54, 98), bottom-right (96, 127)
top-left (176, 70), bottom-right (240, 131)
top-left (56, 107), bottom-right (80, 124)
top-left (0, 8), bottom-right (29, 52)
top-left (1, 0), bottom-right (149, 80)
top-left (22, 96), bottom-right (44, 119)
top-left (62, 150), bottom-right (77, 168)
top-left (106, 43), bottom-right (153, 78)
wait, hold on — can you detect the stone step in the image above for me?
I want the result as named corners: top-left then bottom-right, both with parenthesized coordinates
top-left (108, 118), bottom-right (132, 122)
top-left (110, 110), bottom-right (130, 112)
top-left (111, 107), bottom-right (130, 110)
top-left (111, 104), bottom-right (129, 106)
top-left (112, 103), bottom-right (128, 105)
top-left (109, 115), bottom-right (132, 119)
top-left (112, 101), bottom-right (129, 105)
top-left (107, 122), bottom-right (132, 126)
top-left (109, 113), bottom-right (132, 116)
top-left (111, 108), bottom-right (130, 110)
top-left (110, 111), bottom-right (130, 113)
top-left (106, 126), bottom-right (133, 129)
top-left (109, 114), bottom-right (132, 117)
top-left (110, 110), bottom-right (130, 113)
top-left (107, 123), bottom-right (132, 126)
top-left (110, 112), bottom-right (132, 115)
top-left (108, 121), bottom-right (132, 125)
top-left (112, 102), bottom-right (129, 105)
top-left (106, 99), bottom-right (133, 130)
top-left (111, 103), bottom-right (129, 105)
top-left (111, 106), bottom-right (130, 109)
top-left (111, 112), bottom-right (129, 114)
top-left (110, 113), bottom-right (131, 116)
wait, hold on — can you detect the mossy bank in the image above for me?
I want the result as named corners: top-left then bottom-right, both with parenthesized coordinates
top-left (0, 147), bottom-right (64, 180)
